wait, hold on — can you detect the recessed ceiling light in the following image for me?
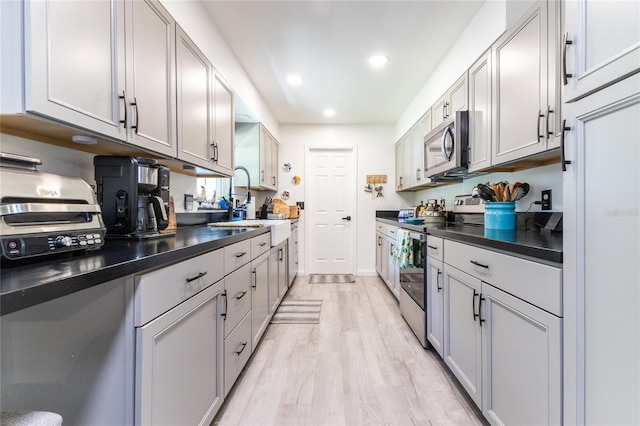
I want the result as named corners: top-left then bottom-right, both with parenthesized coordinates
top-left (286, 74), bottom-right (303, 85)
top-left (323, 108), bottom-right (336, 117)
top-left (368, 54), bottom-right (388, 68)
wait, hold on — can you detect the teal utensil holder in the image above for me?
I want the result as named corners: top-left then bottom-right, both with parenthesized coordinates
top-left (484, 202), bottom-right (516, 230)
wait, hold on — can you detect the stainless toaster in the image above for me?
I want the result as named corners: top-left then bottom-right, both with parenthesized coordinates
top-left (0, 152), bottom-right (106, 260)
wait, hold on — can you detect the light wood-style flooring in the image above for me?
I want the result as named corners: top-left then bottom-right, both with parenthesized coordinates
top-left (214, 275), bottom-right (485, 426)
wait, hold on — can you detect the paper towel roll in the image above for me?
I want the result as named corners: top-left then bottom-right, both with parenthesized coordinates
top-left (246, 201), bottom-right (256, 219)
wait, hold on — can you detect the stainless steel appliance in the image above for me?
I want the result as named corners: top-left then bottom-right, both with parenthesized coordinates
top-left (423, 110), bottom-right (469, 180)
top-left (94, 156), bottom-right (171, 238)
top-left (398, 229), bottom-right (428, 347)
top-left (0, 152), bottom-right (106, 260)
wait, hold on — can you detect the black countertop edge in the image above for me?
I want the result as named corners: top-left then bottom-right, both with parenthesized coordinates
top-left (375, 217), bottom-right (563, 265)
top-left (0, 226), bottom-right (270, 316)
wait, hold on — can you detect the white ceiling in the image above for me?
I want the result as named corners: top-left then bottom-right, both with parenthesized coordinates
top-left (203, 1), bottom-right (485, 125)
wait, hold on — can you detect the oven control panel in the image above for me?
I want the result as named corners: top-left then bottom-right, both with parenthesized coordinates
top-left (452, 195), bottom-right (485, 213)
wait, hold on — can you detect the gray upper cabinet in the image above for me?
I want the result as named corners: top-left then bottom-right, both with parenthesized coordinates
top-left (563, 0), bottom-right (640, 102)
top-left (3, 0), bottom-right (127, 140)
top-left (125, 0), bottom-right (177, 157)
top-left (213, 75), bottom-right (235, 176)
top-left (432, 73), bottom-right (468, 128)
top-left (491, 0), bottom-right (560, 166)
top-left (468, 49), bottom-right (493, 173)
top-left (234, 123), bottom-right (279, 190)
top-left (176, 25), bottom-right (214, 169)
top-left (176, 28), bottom-right (234, 177)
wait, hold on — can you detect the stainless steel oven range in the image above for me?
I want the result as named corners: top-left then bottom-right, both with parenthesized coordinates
top-left (398, 229), bottom-right (428, 347)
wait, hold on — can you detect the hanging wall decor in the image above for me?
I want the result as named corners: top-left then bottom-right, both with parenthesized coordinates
top-left (283, 162), bottom-right (292, 172)
top-left (291, 175), bottom-right (301, 185)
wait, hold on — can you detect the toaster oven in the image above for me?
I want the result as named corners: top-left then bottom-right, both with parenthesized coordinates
top-left (0, 153), bottom-right (106, 260)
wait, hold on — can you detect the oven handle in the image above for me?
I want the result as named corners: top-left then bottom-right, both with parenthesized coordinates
top-left (403, 230), bottom-right (425, 241)
top-left (0, 203), bottom-right (103, 216)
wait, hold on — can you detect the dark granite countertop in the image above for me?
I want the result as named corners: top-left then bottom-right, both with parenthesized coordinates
top-left (0, 225), bottom-right (270, 315)
top-left (375, 213), bottom-right (562, 265)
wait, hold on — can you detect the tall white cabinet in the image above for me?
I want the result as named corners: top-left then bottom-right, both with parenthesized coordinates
top-left (562, 73), bottom-right (640, 425)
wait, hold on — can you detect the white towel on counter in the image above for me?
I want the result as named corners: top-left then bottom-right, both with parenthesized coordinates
top-left (392, 229), bottom-right (413, 268)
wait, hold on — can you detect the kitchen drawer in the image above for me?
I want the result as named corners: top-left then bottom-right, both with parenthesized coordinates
top-left (224, 239), bottom-right (251, 274)
top-left (376, 221), bottom-right (387, 234)
top-left (386, 224), bottom-right (399, 240)
top-left (135, 249), bottom-right (224, 326)
top-left (444, 240), bottom-right (562, 316)
top-left (426, 235), bottom-right (443, 261)
top-left (250, 233), bottom-right (271, 259)
top-left (224, 311), bottom-right (252, 396)
top-left (224, 263), bottom-right (252, 336)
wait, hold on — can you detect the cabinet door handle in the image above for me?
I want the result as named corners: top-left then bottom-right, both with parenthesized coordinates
top-left (272, 176), bottom-right (276, 185)
top-left (222, 291), bottom-right (227, 320)
top-left (472, 289), bottom-right (480, 322)
top-left (470, 260), bottom-right (489, 269)
top-left (416, 168), bottom-right (421, 181)
top-left (261, 170), bottom-right (265, 182)
top-left (119, 91), bottom-right (127, 128)
top-left (546, 105), bottom-right (554, 136)
top-left (479, 296), bottom-right (486, 326)
top-left (561, 119), bottom-right (572, 172)
top-left (442, 102), bottom-right (447, 120)
top-left (427, 244), bottom-right (438, 250)
top-left (235, 290), bottom-right (248, 300)
top-left (436, 269), bottom-right (442, 292)
top-left (536, 110), bottom-right (544, 142)
top-left (131, 97), bottom-right (139, 133)
top-left (186, 271), bottom-right (207, 283)
top-left (252, 270), bottom-right (257, 289)
top-left (235, 251), bottom-right (247, 258)
top-left (210, 142), bottom-right (219, 162)
top-left (562, 33), bottom-right (573, 85)
top-left (235, 342), bottom-right (248, 356)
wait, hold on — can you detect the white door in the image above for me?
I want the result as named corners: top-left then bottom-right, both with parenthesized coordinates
top-left (306, 147), bottom-right (357, 275)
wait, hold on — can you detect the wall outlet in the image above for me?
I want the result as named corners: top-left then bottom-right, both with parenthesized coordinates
top-left (296, 201), bottom-right (305, 210)
top-left (541, 190), bottom-right (552, 210)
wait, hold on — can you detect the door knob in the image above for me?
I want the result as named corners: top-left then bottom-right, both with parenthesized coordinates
top-left (341, 216), bottom-right (351, 221)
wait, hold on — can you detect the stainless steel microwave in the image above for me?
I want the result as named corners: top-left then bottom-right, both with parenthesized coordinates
top-left (423, 110), bottom-right (469, 180)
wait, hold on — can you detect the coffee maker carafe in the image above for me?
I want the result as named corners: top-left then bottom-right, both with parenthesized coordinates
top-left (94, 156), bottom-right (171, 238)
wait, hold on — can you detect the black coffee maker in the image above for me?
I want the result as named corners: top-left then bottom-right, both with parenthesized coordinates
top-left (94, 156), bottom-right (171, 238)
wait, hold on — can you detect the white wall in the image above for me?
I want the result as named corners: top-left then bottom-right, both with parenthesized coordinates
top-left (395, 0), bottom-right (507, 140)
top-left (279, 124), bottom-right (412, 276)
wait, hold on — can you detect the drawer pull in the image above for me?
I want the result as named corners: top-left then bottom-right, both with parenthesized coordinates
top-left (470, 260), bottom-right (489, 269)
top-left (235, 291), bottom-right (248, 300)
top-left (186, 271), bottom-right (207, 283)
top-left (259, 242), bottom-right (267, 247)
top-left (235, 251), bottom-right (247, 258)
top-left (427, 245), bottom-right (438, 250)
top-left (235, 342), bottom-right (248, 356)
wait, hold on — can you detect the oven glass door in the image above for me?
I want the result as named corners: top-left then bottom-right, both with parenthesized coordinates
top-left (399, 234), bottom-right (425, 310)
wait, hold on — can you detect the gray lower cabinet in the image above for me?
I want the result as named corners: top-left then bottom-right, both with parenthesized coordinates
top-left (135, 249), bottom-right (225, 425)
top-left (269, 240), bottom-right (288, 309)
top-left (426, 237), bottom-right (444, 357)
top-left (443, 239), bottom-right (562, 425)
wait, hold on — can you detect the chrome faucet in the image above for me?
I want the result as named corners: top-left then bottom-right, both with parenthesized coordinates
top-left (228, 166), bottom-right (251, 219)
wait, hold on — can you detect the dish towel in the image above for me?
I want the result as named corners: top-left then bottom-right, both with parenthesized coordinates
top-left (392, 229), bottom-right (413, 268)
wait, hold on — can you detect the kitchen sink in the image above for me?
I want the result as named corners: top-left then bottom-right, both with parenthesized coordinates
top-left (209, 219), bottom-right (291, 246)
